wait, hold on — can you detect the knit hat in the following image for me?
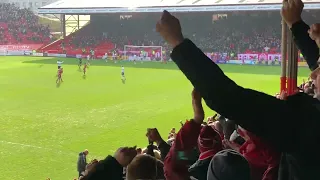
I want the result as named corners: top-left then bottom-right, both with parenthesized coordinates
top-left (198, 125), bottom-right (223, 160)
top-left (207, 149), bottom-right (251, 180)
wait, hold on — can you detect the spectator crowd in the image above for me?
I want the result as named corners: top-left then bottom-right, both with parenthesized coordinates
top-left (47, 10), bottom-right (320, 58)
top-left (0, 3), bottom-right (51, 44)
top-left (73, 1), bottom-right (320, 180)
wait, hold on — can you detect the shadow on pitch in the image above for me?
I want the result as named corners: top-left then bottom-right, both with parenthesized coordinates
top-left (23, 58), bottom-right (310, 76)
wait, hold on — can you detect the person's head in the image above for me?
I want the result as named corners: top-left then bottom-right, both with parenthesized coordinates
top-left (84, 149), bottom-right (89, 155)
top-left (198, 125), bottom-right (223, 160)
top-left (207, 149), bottom-right (251, 180)
top-left (207, 116), bottom-right (214, 123)
top-left (168, 132), bottom-right (174, 139)
top-left (126, 154), bottom-right (164, 180)
top-left (170, 128), bottom-right (175, 133)
top-left (136, 148), bottom-right (142, 154)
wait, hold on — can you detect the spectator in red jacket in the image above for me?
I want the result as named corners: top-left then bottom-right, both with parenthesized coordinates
top-left (238, 127), bottom-right (280, 180)
top-left (189, 124), bottom-right (223, 180)
top-left (223, 126), bottom-right (280, 180)
top-left (164, 89), bottom-right (223, 180)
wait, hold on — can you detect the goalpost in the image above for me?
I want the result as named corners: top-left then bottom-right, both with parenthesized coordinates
top-left (0, 48), bottom-right (7, 56)
top-left (123, 45), bottom-right (163, 62)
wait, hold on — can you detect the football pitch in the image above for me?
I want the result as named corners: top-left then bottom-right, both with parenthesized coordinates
top-left (0, 56), bottom-right (310, 180)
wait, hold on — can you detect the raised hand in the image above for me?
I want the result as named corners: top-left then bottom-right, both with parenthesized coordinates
top-left (156, 10), bottom-right (184, 48)
top-left (192, 88), bottom-right (204, 123)
top-left (281, 0), bottom-right (304, 28)
top-left (279, 90), bottom-right (288, 100)
top-left (146, 128), bottom-right (162, 144)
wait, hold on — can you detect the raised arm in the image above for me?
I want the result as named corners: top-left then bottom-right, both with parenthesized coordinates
top-left (171, 39), bottom-right (297, 149)
top-left (156, 11), bottom-right (298, 151)
top-left (164, 89), bottom-right (204, 180)
top-left (281, 0), bottom-right (319, 70)
top-left (291, 21), bottom-right (319, 70)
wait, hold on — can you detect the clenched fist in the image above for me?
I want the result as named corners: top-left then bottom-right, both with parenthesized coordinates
top-left (146, 128), bottom-right (162, 144)
top-left (156, 10), bottom-right (184, 48)
top-left (281, 0), bottom-right (304, 28)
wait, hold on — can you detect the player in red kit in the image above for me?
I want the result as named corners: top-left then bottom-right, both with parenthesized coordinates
top-left (83, 63), bottom-right (88, 75)
top-left (56, 68), bottom-right (63, 83)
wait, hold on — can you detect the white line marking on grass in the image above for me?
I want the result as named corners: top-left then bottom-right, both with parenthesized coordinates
top-left (0, 140), bottom-right (76, 155)
top-left (0, 140), bottom-right (47, 149)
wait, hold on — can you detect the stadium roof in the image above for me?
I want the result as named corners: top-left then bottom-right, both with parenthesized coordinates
top-left (38, 0), bottom-right (320, 14)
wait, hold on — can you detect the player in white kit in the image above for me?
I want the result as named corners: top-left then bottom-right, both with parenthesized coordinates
top-left (121, 66), bottom-right (126, 83)
top-left (86, 55), bottom-right (91, 65)
top-left (57, 60), bottom-right (63, 69)
top-left (91, 50), bottom-right (95, 60)
top-left (121, 66), bottom-right (125, 76)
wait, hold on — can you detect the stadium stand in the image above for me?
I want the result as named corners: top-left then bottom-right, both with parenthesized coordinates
top-left (37, 0), bottom-right (320, 59)
top-left (0, 3), bottom-right (51, 45)
top-left (40, 11), bottom-right (320, 59)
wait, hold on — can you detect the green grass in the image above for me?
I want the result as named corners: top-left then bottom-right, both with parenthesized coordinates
top-left (0, 56), bottom-right (310, 180)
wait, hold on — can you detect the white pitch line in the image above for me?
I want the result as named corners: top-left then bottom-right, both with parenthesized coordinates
top-left (0, 140), bottom-right (76, 155)
top-left (0, 140), bottom-right (48, 149)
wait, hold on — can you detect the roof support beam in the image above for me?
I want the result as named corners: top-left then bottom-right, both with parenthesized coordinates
top-left (192, 0), bottom-right (202, 4)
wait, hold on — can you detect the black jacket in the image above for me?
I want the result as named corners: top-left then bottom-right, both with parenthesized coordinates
top-left (170, 22), bottom-right (320, 179)
top-left (188, 158), bottom-right (211, 180)
top-left (77, 152), bottom-right (87, 172)
top-left (82, 155), bottom-right (124, 180)
top-left (158, 140), bottom-right (171, 161)
top-left (291, 20), bottom-right (319, 71)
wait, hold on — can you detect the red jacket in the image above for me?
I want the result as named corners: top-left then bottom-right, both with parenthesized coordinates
top-left (164, 120), bottom-right (223, 180)
top-left (239, 129), bottom-right (280, 180)
top-left (164, 120), bottom-right (201, 180)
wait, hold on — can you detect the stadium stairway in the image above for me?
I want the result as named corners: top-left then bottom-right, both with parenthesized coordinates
top-left (39, 22), bottom-right (116, 56)
top-left (38, 38), bottom-right (61, 50)
top-left (39, 23), bottom-right (92, 53)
